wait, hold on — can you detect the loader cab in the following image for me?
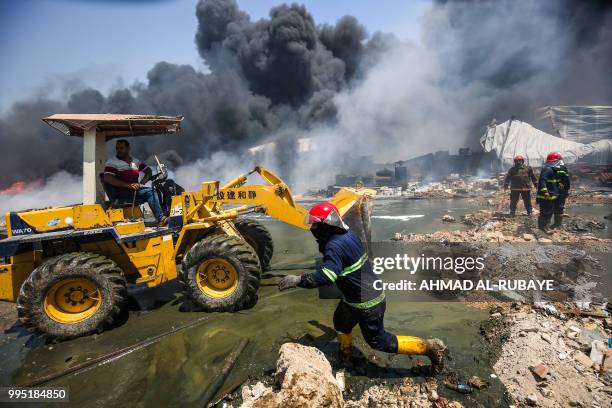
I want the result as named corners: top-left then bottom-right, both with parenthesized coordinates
top-left (42, 114), bottom-right (183, 228)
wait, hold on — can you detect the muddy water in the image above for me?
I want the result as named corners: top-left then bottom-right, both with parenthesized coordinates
top-left (0, 198), bottom-right (608, 407)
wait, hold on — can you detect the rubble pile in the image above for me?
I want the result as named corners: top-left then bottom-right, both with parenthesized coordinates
top-left (240, 343), bottom-right (343, 408)
top-left (405, 177), bottom-right (500, 200)
top-left (239, 343), bottom-right (464, 408)
top-left (345, 378), bottom-right (464, 408)
top-left (567, 188), bottom-right (612, 205)
top-left (393, 209), bottom-right (610, 246)
top-left (484, 304), bottom-right (612, 408)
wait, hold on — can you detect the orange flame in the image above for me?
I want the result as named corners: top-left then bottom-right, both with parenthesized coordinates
top-left (2, 181), bottom-right (27, 194)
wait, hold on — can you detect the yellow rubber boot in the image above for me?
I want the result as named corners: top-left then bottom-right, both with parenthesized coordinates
top-left (397, 336), bottom-right (448, 374)
top-left (337, 333), bottom-right (353, 363)
top-left (397, 335), bottom-right (428, 355)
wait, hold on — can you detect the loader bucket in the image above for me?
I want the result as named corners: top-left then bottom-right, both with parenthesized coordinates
top-left (329, 187), bottom-right (376, 255)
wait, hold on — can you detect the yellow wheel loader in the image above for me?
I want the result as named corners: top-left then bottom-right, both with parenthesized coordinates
top-left (0, 114), bottom-right (374, 341)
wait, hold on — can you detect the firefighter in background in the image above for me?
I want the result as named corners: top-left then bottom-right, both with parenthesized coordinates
top-left (278, 203), bottom-right (448, 373)
top-left (503, 155), bottom-right (537, 216)
top-left (536, 152), bottom-right (571, 232)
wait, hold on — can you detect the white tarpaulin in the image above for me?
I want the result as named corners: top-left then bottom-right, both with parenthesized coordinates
top-left (480, 119), bottom-right (612, 167)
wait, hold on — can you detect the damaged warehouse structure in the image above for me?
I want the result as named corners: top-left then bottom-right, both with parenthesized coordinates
top-left (481, 106), bottom-right (612, 169)
top-left (331, 106), bottom-right (612, 190)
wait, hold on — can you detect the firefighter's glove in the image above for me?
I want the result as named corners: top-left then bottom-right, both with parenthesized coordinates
top-left (279, 275), bottom-right (301, 291)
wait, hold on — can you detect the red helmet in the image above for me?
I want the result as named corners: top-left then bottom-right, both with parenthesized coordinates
top-left (513, 155), bottom-right (524, 162)
top-left (305, 202), bottom-right (349, 230)
top-left (546, 152), bottom-right (562, 162)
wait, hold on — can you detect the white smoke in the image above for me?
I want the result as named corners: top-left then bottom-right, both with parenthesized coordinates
top-left (288, 0), bottom-right (612, 191)
top-left (0, 171), bottom-right (81, 215)
top-left (172, 150), bottom-right (255, 190)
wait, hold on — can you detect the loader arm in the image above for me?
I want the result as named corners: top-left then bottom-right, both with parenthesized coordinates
top-left (209, 166), bottom-right (374, 230)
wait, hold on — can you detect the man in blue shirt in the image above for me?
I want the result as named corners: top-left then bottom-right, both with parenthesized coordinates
top-left (279, 202), bottom-right (448, 373)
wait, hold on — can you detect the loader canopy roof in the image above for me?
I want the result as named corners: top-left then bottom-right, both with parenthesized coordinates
top-left (42, 114), bottom-right (183, 139)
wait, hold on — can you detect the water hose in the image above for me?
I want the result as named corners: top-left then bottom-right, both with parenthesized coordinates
top-left (200, 338), bottom-right (250, 407)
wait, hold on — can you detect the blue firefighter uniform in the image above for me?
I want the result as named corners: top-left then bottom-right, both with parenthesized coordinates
top-left (277, 202), bottom-right (447, 372)
top-left (536, 160), bottom-right (571, 230)
top-left (298, 229), bottom-right (395, 352)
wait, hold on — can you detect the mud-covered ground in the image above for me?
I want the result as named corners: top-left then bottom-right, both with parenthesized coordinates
top-left (0, 301), bottom-right (17, 332)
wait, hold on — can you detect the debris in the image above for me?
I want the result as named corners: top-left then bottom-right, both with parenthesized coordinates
top-left (241, 382), bottom-right (270, 405)
top-left (269, 343), bottom-right (343, 408)
top-left (241, 343), bottom-right (466, 408)
top-left (467, 376), bottom-right (487, 389)
top-left (486, 304), bottom-right (612, 407)
top-left (530, 364), bottom-right (550, 381)
top-left (540, 333), bottom-right (552, 344)
top-left (442, 214), bottom-right (456, 223)
top-left (335, 370), bottom-right (345, 392)
top-left (589, 340), bottom-right (607, 366)
top-left (444, 382), bottom-right (473, 394)
top-left (395, 206), bottom-right (611, 246)
top-left (576, 329), bottom-right (606, 350)
top-left (534, 303), bottom-right (559, 317)
top-left (573, 351), bottom-right (593, 369)
top-left (345, 378), bottom-right (462, 408)
top-left (525, 394), bottom-right (538, 406)
top-left (540, 387), bottom-right (553, 398)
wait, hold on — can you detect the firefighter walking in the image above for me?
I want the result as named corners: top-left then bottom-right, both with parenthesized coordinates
top-left (536, 152), bottom-right (571, 233)
top-left (278, 203), bottom-right (448, 373)
top-left (504, 155), bottom-right (537, 216)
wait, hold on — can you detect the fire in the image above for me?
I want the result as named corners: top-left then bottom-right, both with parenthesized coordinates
top-left (1, 180), bottom-right (42, 195)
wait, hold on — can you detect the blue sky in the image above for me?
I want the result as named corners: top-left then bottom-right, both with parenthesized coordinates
top-left (0, 0), bottom-right (430, 112)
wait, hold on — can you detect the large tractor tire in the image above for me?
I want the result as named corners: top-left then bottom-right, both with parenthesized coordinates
top-left (234, 218), bottom-right (274, 271)
top-left (180, 234), bottom-right (261, 312)
top-left (17, 252), bottom-right (126, 341)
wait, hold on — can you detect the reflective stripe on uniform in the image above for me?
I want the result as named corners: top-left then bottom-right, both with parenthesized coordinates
top-left (321, 267), bottom-right (338, 282)
top-left (536, 195), bottom-right (557, 200)
top-left (339, 253), bottom-right (368, 277)
top-left (545, 179), bottom-right (560, 182)
top-left (343, 292), bottom-right (386, 309)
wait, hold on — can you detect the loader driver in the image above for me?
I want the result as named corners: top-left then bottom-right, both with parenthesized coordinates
top-left (103, 139), bottom-right (166, 225)
top-left (278, 203), bottom-right (448, 373)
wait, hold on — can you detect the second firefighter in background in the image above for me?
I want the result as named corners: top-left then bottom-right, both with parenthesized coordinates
top-left (536, 152), bottom-right (571, 232)
top-left (504, 154), bottom-right (537, 216)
